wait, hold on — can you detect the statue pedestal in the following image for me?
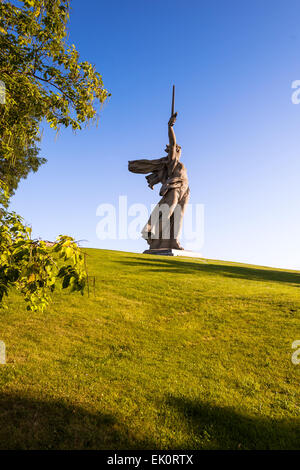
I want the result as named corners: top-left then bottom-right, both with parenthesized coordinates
top-left (143, 248), bottom-right (203, 258)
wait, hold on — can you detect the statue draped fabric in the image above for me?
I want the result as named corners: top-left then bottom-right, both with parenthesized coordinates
top-left (128, 113), bottom-right (190, 250)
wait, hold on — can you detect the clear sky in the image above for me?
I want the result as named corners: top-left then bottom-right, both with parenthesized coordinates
top-left (9, 0), bottom-right (300, 270)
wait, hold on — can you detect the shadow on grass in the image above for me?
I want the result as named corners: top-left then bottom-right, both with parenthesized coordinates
top-left (0, 392), bottom-right (153, 450)
top-left (166, 395), bottom-right (300, 450)
top-left (1, 391), bottom-right (298, 450)
top-left (118, 256), bottom-right (300, 287)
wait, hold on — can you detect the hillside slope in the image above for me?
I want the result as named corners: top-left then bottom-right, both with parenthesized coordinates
top-left (0, 249), bottom-right (299, 449)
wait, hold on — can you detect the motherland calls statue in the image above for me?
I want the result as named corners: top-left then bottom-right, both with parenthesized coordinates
top-left (128, 86), bottom-right (190, 252)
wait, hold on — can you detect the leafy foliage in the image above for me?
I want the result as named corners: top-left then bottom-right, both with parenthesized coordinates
top-left (0, 0), bottom-right (109, 195)
top-left (0, 1), bottom-right (107, 309)
top-left (0, 181), bottom-right (86, 311)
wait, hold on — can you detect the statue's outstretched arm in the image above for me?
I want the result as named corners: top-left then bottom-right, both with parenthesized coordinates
top-left (168, 113), bottom-right (177, 161)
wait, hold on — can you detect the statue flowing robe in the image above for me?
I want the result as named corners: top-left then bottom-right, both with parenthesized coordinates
top-left (128, 157), bottom-right (190, 250)
top-left (128, 157), bottom-right (168, 189)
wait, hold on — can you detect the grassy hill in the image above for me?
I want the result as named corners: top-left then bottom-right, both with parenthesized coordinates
top-left (0, 248), bottom-right (299, 450)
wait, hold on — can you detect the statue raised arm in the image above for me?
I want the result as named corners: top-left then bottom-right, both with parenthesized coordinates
top-left (128, 86), bottom-right (190, 251)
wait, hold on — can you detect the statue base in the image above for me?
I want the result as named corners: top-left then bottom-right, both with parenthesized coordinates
top-left (143, 248), bottom-right (203, 258)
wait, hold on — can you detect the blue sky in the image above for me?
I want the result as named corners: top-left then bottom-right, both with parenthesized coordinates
top-left (10, 0), bottom-right (300, 269)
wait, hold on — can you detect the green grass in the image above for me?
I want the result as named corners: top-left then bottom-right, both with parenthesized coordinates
top-left (0, 248), bottom-right (299, 449)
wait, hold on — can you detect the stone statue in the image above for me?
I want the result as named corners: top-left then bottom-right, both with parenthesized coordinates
top-left (128, 86), bottom-right (190, 252)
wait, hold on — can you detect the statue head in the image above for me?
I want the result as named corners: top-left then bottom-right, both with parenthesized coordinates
top-left (165, 144), bottom-right (182, 160)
